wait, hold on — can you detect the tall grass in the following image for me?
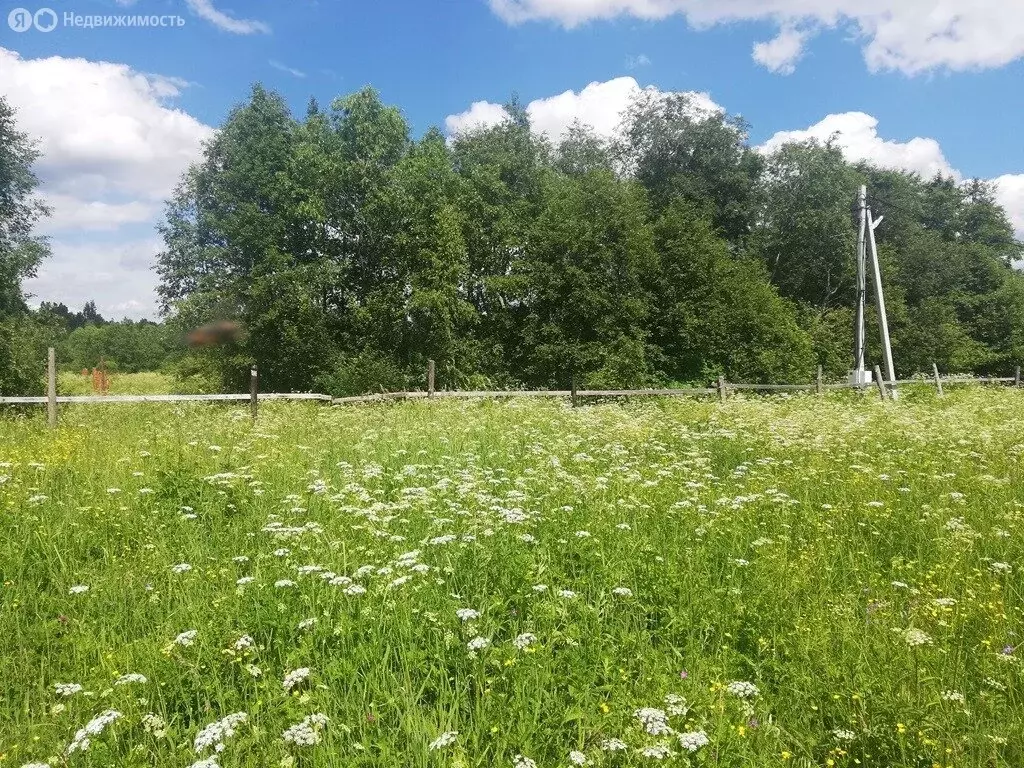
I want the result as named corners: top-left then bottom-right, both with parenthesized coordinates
top-left (0, 388), bottom-right (1020, 767)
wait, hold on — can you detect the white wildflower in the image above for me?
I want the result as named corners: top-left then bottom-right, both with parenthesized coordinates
top-left (903, 628), bottom-right (932, 647)
top-left (513, 756), bottom-right (538, 768)
top-left (282, 667), bottom-right (311, 692)
top-left (833, 729), bottom-right (856, 742)
top-left (467, 636), bottom-right (490, 652)
top-left (429, 731), bottom-right (458, 750)
top-left (726, 681), bottom-right (759, 699)
top-left (65, 709), bottom-right (122, 754)
top-left (69, 585), bottom-right (89, 595)
top-left (282, 713), bottom-right (329, 746)
top-left (174, 630), bottom-right (198, 647)
top-left (171, 563), bottom-right (193, 574)
top-left (513, 632), bottom-right (537, 650)
top-left (194, 712), bottom-right (248, 754)
top-left (941, 690), bottom-right (965, 703)
top-left (275, 579), bottom-right (297, 588)
top-left (569, 750), bottom-right (589, 765)
top-left (640, 744), bottom-right (674, 759)
top-left (634, 707), bottom-right (673, 736)
top-left (344, 584), bottom-right (366, 596)
top-left (612, 587), bottom-right (633, 598)
top-left (114, 673), bottom-right (147, 686)
top-left (677, 730), bottom-right (709, 752)
top-left (600, 738), bottom-right (628, 752)
top-left (456, 608), bottom-right (481, 622)
top-left (54, 683), bottom-right (83, 697)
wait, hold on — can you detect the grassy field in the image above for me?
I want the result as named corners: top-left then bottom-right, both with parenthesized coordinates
top-left (55, 371), bottom-right (209, 396)
top-left (0, 388), bottom-right (1021, 767)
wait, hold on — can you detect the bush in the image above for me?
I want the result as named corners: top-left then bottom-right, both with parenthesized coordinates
top-left (314, 352), bottom-right (409, 397)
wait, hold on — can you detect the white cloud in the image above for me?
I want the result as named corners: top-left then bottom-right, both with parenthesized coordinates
top-left (0, 47), bottom-right (214, 317)
top-left (752, 26), bottom-right (808, 74)
top-left (445, 76), bottom-right (721, 142)
top-left (760, 112), bottom-right (957, 180)
top-left (992, 175), bottom-right (1024, 240)
top-left (626, 53), bottom-right (652, 69)
top-left (25, 238), bottom-right (163, 321)
top-left (488, 0), bottom-right (1024, 75)
top-left (269, 60), bottom-right (306, 78)
top-left (36, 194), bottom-right (159, 234)
top-left (184, 0), bottom-right (270, 34)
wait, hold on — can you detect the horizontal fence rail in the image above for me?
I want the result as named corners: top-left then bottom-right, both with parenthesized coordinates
top-left (4, 351), bottom-right (1021, 427)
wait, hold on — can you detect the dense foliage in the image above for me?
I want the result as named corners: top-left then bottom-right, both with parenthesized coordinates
top-left (2, 389), bottom-right (1023, 766)
top-left (0, 95), bottom-right (50, 395)
top-left (155, 85), bottom-right (1023, 394)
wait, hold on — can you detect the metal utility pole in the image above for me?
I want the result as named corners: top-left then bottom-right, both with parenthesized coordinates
top-left (866, 207), bottom-right (898, 399)
top-left (853, 185), bottom-right (868, 385)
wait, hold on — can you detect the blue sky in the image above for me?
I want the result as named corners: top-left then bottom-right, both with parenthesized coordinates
top-left (2, 0), bottom-right (1023, 318)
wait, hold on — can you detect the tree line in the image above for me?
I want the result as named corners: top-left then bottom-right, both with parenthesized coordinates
top-left (1, 87), bottom-right (1021, 396)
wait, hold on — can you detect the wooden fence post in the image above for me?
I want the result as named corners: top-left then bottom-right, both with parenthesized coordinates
top-left (873, 365), bottom-right (888, 401)
top-left (1016, 366), bottom-right (1021, 388)
top-left (717, 375), bottom-right (727, 402)
top-left (816, 365), bottom-right (823, 395)
top-left (47, 347), bottom-right (57, 429)
top-left (570, 371), bottom-right (578, 408)
top-left (250, 365), bottom-right (258, 422)
top-left (932, 362), bottom-right (943, 397)
top-left (427, 359), bottom-right (435, 397)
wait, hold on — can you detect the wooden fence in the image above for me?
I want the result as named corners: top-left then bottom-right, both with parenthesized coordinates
top-left (1, 352), bottom-right (1020, 428)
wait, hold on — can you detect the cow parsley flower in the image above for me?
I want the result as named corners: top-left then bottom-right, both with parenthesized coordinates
top-left (174, 630), bottom-right (198, 647)
top-left (298, 618), bottom-right (317, 631)
top-left (634, 707), bottom-right (673, 736)
top-left (54, 682), bottom-right (83, 697)
top-left (194, 712), bottom-right (248, 753)
top-left (902, 628), bottom-right (932, 647)
top-left (69, 585), bottom-right (90, 595)
top-left (282, 667), bottom-right (311, 691)
top-left (600, 738), bottom-right (628, 752)
top-left (282, 713), bottom-right (329, 746)
top-left (467, 636), bottom-right (490, 651)
top-left (664, 693), bottom-right (688, 716)
top-left (569, 750), bottom-right (589, 765)
top-left (640, 744), bottom-right (673, 759)
top-left (65, 709), bottom-right (122, 754)
top-left (141, 712), bottom-right (167, 737)
top-left (726, 681), bottom-right (759, 699)
top-left (513, 632), bottom-right (537, 650)
top-left (236, 576), bottom-right (255, 586)
top-left (171, 563), bottom-right (192, 574)
top-left (612, 587), bottom-right (633, 597)
top-left (114, 673), bottom-right (147, 686)
top-left (275, 579), bottom-right (297, 588)
top-left (232, 635), bottom-right (255, 652)
top-left (941, 690), bottom-right (965, 703)
top-left (677, 730), bottom-right (709, 752)
top-left (428, 731), bottom-right (458, 750)
top-left (344, 584), bottom-right (366, 596)
top-left (513, 755), bottom-right (538, 768)
top-left (833, 729), bottom-right (855, 742)
top-left (456, 608), bottom-right (481, 622)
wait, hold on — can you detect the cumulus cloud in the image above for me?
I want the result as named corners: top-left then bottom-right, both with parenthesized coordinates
top-left (445, 76), bottom-right (721, 142)
top-left (992, 175), bottom-right (1024, 240)
top-left (0, 47), bottom-right (214, 317)
top-left (752, 26), bottom-right (808, 74)
top-left (488, 0), bottom-right (1024, 75)
top-left (760, 112), bottom-right (957, 179)
top-left (184, 0), bottom-right (270, 34)
top-left (25, 238), bottom-right (164, 320)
